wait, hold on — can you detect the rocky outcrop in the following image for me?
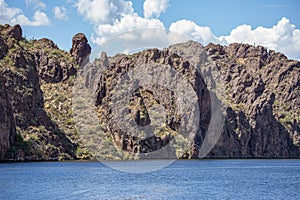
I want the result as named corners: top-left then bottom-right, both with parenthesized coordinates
top-left (0, 24), bottom-right (22, 49)
top-left (0, 24), bottom-right (22, 41)
top-left (70, 33), bottom-right (91, 65)
top-left (6, 24), bottom-right (22, 41)
top-left (32, 38), bottom-right (77, 83)
top-left (205, 43), bottom-right (300, 157)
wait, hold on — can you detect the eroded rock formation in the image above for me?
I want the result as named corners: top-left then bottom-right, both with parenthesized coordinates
top-left (70, 33), bottom-right (91, 65)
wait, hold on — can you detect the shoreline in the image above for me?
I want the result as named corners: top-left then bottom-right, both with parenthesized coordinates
top-left (1, 157), bottom-right (300, 164)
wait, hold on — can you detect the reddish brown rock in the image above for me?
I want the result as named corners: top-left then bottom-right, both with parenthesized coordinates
top-left (70, 33), bottom-right (91, 65)
top-left (7, 24), bottom-right (22, 41)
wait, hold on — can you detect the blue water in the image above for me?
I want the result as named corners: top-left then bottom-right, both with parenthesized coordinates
top-left (0, 160), bottom-right (300, 200)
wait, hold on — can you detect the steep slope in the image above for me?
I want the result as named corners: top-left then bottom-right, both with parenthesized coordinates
top-left (202, 43), bottom-right (300, 157)
top-left (0, 24), bottom-right (91, 160)
top-left (0, 75), bottom-right (15, 160)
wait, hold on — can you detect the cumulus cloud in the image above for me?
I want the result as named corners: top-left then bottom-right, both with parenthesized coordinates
top-left (223, 17), bottom-right (300, 60)
top-left (25, 0), bottom-right (46, 10)
top-left (168, 17), bottom-right (300, 60)
top-left (75, 0), bottom-right (300, 60)
top-left (94, 28), bottom-right (174, 56)
top-left (76, 0), bottom-right (133, 24)
top-left (12, 10), bottom-right (50, 26)
top-left (143, 0), bottom-right (169, 19)
top-left (169, 19), bottom-right (224, 45)
top-left (92, 14), bottom-right (164, 44)
top-left (0, 0), bottom-right (22, 23)
top-left (53, 6), bottom-right (68, 20)
top-left (169, 17), bottom-right (300, 60)
top-left (0, 0), bottom-right (50, 26)
top-left (76, 0), bottom-right (171, 48)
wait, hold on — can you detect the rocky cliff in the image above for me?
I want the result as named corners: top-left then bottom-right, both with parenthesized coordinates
top-left (84, 41), bottom-right (299, 159)
top-left (204, 43), bottom-right (300, 157)
top-left (0, 24), bottom-right (91, 160)
top-left (0, 24), bottom-right (299, 160)
top-left (0, 74), bottom-right (15, 160)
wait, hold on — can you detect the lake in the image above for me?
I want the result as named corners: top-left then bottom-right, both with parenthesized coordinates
top-left (0, 159), bottom-right (300, 199)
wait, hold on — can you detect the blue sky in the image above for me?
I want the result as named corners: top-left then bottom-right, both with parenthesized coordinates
top-left (1, 0), bottom-right (300, 59)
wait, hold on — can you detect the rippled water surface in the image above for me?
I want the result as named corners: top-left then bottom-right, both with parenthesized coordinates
top-left (1, 159), bottom-right (300, 199)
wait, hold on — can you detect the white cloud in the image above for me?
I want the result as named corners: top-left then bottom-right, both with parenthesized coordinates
top-left (0, 0), bottom-right (22, 23)
top-left (93, 28), bottom-right (173, 56)
top-left (76, 0), bottom-right (133, 24)
top-left (223, 17), bottom-right (300, 60)
top-left (169, 19), bottom-right (224, 45)
top-left (93, 14), bottom-right (164, 44)
top-left (75, 0), bottom-right (300, 60)
top-left (25, 0), bottom-right (46, 10)
top-left (143, 0), bottom-right (169, 19)
top-left (76, 0), bottom-right (170, 48)
top-left (0, 0), bottom-right (50, 26)
top-left (169, 18), bottom-right (300, 60)
top-left (53, 6), bottom-right (68, 20)
top-left (12, 10), bottom-right (50, 26)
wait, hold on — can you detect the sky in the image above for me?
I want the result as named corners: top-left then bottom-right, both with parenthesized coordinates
top-left (1, 0), bottom-right (300, 59)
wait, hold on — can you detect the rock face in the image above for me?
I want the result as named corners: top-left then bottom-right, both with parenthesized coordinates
top-left (70, 33), bottom-right (91, 65)
top-left (204, 43), bottom-right (300, 157)
top-left (87, 47), bottom-right (211, 159)
top-left (0, 76), bottom-right (16, 160)
top-left (87, 41), bottom-right (299, 158)
top-left (34, 38), bottom-right (77, 83)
